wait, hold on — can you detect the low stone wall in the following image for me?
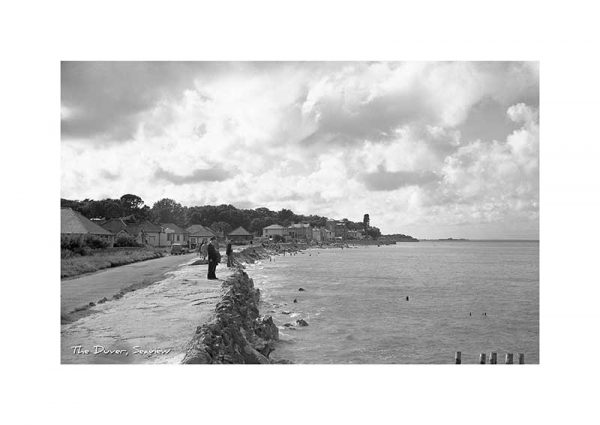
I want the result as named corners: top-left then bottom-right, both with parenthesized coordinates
top-left (182, 269), bottom-right (285, 364)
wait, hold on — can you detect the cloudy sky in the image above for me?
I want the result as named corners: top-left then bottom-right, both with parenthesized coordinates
top-left (61, 62), bottom-right (539, 239)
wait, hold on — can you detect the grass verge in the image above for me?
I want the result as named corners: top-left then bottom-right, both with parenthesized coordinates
top-left (61, 247), bottom-right (167, 279)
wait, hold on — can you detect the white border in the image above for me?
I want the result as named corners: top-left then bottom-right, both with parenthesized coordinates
top-left (2, 1), bottom-right (599, 423)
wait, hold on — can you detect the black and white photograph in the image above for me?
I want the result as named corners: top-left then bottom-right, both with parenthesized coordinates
top-left (60, 61), bottom-right (539, 364)
top-left (3, 1), bottom-right (600, 424)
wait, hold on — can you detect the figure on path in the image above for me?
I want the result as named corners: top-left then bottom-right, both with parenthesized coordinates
top-left (207, 237), bottom-right (220, 280)
top-left (226, 239), bottom-right (234, 268)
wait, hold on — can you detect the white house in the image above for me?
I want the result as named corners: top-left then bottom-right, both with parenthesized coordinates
top-left (161, 223), bottom-right (188, 245)
top-left (262, 224), bottom-right (288, 238)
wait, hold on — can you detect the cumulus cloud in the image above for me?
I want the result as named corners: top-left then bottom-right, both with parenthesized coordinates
top-left (61, 61), bottom-right (539, 238)
top-left (61, 62), bottom-right (227, 142)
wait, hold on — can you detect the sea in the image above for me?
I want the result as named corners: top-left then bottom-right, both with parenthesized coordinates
top-left (246, 241), bottom-right (539, 364)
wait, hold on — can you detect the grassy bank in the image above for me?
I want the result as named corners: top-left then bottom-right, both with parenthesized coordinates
top-left (61, 247), bottom-right (167, 279)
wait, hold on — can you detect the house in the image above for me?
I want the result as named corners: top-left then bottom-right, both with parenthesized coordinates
top-left (347, 229), bottom-right (365, 240)
top-left (262, 224), bottom-right (288, 238)
top-left (100, 218), bottom-right (135, 240)
top-left (186, 224), bottom-right (216, 248)
top-left (312, 227), bottom-right (334, 242)
top-left (288, 223), bottom-right (312, 241)
top-left (228, 226), bottom-right (253, 243)
top-left (161, 223), bottom-right (188, 245)
top-left (98, 217), bottom-right (167, 246)
top-left (132, 221), bottom-right (165, 246)
top-left (312, 227), bottom-right (323, 242)
top-left (326, 220), bottom-right (348, 239)
top-left (61, 208), bottom-right (115, 247)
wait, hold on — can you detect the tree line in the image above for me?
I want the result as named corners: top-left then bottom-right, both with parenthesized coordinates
top-left (61, 194), bottom-right (382, 237)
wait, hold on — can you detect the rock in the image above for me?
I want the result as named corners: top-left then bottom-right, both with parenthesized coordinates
top-left (273, 359), bottom-right (294, 364)
top-left (88, 302), bottom-right (95, 307)
top-left (182, 347), bottom-right (212, 364)
top-left (281, 310), bottom-right (291, 315)
top-left (98, 297), bottom-right (108, 304)
top-left (293, 298), bottom-right (298, 303)
top-left (296, 319), bottom-right (309, 327)
top-left (283, 323), bottom-right (294, 327)
top-left (255, 316), bottom-right (279, 341)
top-left (298, 288), bottom-right (306, 292)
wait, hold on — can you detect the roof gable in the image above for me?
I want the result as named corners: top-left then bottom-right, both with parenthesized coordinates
top-left (100, 218), bottom-right (128, 234)
top-left (186, 224), bottom-right (216, 237)
top-left (161, 222), bottom-right (185, 233)
top-left (228, 226), bottom-right (251, 236)
top-left (139, 220), bottom-right (163, 233)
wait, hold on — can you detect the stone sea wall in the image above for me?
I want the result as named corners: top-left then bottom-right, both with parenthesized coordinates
top-left (181, 269), bottom-right (287, 364)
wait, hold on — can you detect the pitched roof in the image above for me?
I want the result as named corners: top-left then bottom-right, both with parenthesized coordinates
top-left (125, 223), bottom-right (142, 236)
top-left (61, 208), bottom-right (113, 236)
top-left (100, 218), bottom-right (129, 234)
top-left (161, 223), bottom-right (186, 233)
top-left (228, 226), bottom-right (252, 236)
top-left (138, 220), bottom-right (163, 233)
top-left (263, 224), bottom-right (286, 229)
top-left (186, 224), bottom-right (216, 237)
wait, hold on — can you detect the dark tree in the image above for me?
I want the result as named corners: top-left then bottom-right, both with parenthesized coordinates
top-left (120, 194), bottom-right (144, 214)
top-left (187, 211), bottom-right (203, 225)
top-left (151, 198), bottom-right (185, 225)
top-left (278, 208), bottom-right (296, 226)
top-left (366, 226), bottom-right (381, 239)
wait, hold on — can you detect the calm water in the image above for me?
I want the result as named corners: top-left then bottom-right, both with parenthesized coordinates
top-left (247, 241), bottom-right (539, 364)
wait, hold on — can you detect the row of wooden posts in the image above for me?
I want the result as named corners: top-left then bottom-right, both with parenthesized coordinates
top-left (455, 351), bottom-right (525, 364)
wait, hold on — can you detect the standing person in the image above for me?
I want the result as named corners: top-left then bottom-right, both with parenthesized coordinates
top-left (197, 240), bottom-right (204, 257)
top-left (207, 237), bottom-right (220, 280)
top-left (226, 239), bottom-right (234, 268)
top-left (201, 239), bottom-right (208, 260)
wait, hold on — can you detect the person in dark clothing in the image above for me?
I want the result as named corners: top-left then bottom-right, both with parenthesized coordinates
top-left (207, 237), bottom-right (219, 280)
top-left (226, 240), bottom-right (233, 268)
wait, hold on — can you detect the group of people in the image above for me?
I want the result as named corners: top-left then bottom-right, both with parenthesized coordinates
top-left (197, 237), bottom-right (235, 280)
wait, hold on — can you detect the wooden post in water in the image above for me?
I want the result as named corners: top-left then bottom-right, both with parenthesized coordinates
top-left (490, 352), bottom-right (497, 364)
top-left (455, 351), bottom-right (461, 364)
top-left (505, 353), bottom-right (514, 364)
top-left (518, 353), bottom-right (525, 364)
top-left (479, 353), bottom-right (486, 364)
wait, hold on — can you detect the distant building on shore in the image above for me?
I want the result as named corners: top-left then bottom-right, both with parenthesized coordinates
top-left (288, 223), bottom-right (312, 241)
top-left (347, 229), bottom-right (365, 240)
top-left (228, 226), bottom-right (253, 243)
top-left (262, 224), bottom-right (288, 238)
top-left (186, 224), bottom-right (216, 248)
top-left (61, 208), bottom-right (115, 247)
top-left (161, 223), bottom-right (188, 245)
top-left (312, 227), bottom-right (333, 242)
